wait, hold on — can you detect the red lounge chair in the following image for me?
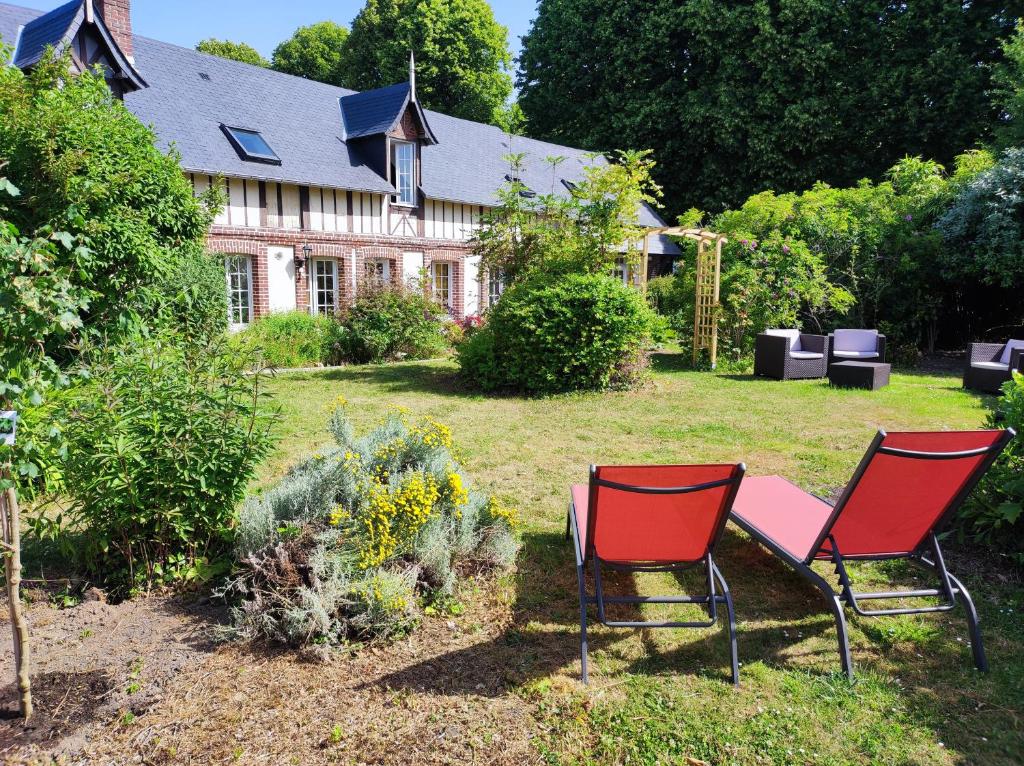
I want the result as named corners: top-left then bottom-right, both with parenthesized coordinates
top-left (730, 428), bottom-right (1015, 678)
top-left (567, 463), bottom-right (746, 685)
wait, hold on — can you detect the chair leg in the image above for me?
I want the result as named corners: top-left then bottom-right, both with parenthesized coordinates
top-left (947, 570), bottom-right (988, 672)
top-left (565, 502), bottom-right (572, 542)
top-left (803, 565), bottom-right (854, 679)
top-left (576, 559), bottom-right (589, 684)
top-left (712, 561), bottom-right (739, 687)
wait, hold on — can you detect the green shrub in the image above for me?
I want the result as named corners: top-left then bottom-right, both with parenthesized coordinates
top-left (223, 405), bottom-right (520, 651)
top-left (457, 273), bottom-right (656, 393)
top-left (31, 332), bottom-right (276, 594)
top-left (0, 51), bottom-right (222, 344)
top-left (342, 284), bottom-right (449, 364)
top-left (957, 372), bottom-right (1024, 562)
top-left (233, 310), bottom-right (347, 368)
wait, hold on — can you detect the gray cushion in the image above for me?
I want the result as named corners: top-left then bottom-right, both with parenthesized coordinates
top-left (999, 339), bottom-right (1024, 365)
top-left (833, 328), bottom-right (878, 353)
top-left (789, 351), bottom-right (823, 360)
top-left (973, 361), bottom-right (1010, 371)
top-left (833, 350), bottom-right (880, 359)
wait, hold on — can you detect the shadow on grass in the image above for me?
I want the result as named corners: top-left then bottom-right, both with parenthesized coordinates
top-left (367, 524), bottom-right (1006, 703)
top-left (273, 360), bottom-right (475, 399)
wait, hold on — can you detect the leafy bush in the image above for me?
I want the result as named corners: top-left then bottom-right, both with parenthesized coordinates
top-left (342, 284), bottom-right (449, 364)
top-left (457, 273), bottom-right (656, 393)
top-left (957, 372), bottom-right (1024, 561)
top-left (0, 51), bottom-right (222, 344)
top-left (31, 333), bottom-right (276, 594)
top-left (233, 310), bottom-right (347, 368)
top-left (223, 404), bottom-right (520, 651)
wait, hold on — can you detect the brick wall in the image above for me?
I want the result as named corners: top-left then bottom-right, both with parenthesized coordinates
top-left (96, 0), bottom-right (133, 59)
top-left (207, 225), bottom-right (475, 321)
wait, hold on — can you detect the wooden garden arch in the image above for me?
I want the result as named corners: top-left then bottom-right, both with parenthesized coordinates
top-left (639, 227), bottom-right (728, 368)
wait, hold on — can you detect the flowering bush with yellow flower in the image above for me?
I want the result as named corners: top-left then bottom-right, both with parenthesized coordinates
top-left (223, 402), bottom-right (520, 653)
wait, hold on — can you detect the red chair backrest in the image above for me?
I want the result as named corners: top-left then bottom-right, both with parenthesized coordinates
top-left (586, 464), bottom-right (745, 564)
top-left (816, 430), bottom-right (1012, 559)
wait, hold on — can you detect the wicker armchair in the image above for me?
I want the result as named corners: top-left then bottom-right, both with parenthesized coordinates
top-left (964, 341), bottom-right (1024, 394)
top-left (828, 329), bottom-right (886, 365)
top-left (754, 330), bottom-right (830, 380)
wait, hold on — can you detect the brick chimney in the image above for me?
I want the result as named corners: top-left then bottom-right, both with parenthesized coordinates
top-left (94, 0), bottom-right (133, 61)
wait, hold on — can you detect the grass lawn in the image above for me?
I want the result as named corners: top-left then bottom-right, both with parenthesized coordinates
top-left (251, 354), bottom-right (1023, 765)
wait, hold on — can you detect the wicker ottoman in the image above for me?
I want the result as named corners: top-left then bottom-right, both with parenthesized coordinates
top-left (828, 361), bottom-right (891, 390)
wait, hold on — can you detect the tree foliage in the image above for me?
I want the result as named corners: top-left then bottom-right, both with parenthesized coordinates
top-left (341, 0), bottom-right (513, 123)
top-left (0, 52), bottom-right (223, 344)
top-left (993, 20), bottom-right (1024, 149)
top-left (196, 38), bottom-right (269, 67)
top-left (271, 21), bottom-right (350, 86)
top-left (518, 0), bottom-right (1023, 215)
top-left (473, 149), bottom-right (662, 283)
top-left (936, 147), bottom-right (1024, 289)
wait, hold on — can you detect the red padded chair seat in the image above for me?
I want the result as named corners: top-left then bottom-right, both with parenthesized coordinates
top-left (731, 475), bottom-right (833, 562)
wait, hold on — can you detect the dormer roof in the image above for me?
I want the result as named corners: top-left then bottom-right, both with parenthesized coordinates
top-left (340, 81), bottom-right (438, 144)
top-left (11, 0), bottom-right (145, 91)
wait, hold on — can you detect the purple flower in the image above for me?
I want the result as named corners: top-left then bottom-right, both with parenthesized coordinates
top-left (904, 214), bottom-right (913, 221)
top-left (782, 244), bottom-right (791, 254)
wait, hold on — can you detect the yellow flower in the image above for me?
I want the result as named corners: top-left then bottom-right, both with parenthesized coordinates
top-left (486, 497), bottom-right (521, 531)
top-left (329, 506), bottom-right (349, 526)
top-left (446, 470), bottom-right (469, 507)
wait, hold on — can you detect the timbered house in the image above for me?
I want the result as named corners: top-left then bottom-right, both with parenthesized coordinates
top-left (0, 0), bottom-right (678, 326)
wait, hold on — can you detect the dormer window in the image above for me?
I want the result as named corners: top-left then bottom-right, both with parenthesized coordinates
top-left (221, 125), bottom-right (281, 165)
top-left (391, 140), bottom-right (415, 206)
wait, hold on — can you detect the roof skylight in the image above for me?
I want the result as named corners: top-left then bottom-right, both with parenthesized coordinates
top-left (221, 125), bottom-right (281, 165)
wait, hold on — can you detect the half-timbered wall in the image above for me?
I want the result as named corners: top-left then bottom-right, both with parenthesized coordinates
top-left (188, 174), bottom-right (386, 234)
top-left (423, 199), bottom-right (487, 241)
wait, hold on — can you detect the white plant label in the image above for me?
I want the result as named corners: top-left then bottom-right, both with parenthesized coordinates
top-left (1, 411), bottom-right (15, 446)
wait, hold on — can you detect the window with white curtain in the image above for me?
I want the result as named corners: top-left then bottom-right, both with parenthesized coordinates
top-left (391, 140), bottom-right (415, 206)
top-left (431, 261), bottom-right (451, 307)
top-left (225, 254), bottom-right (253, 327)
top-left (311, 258), bottom-right (338, 315)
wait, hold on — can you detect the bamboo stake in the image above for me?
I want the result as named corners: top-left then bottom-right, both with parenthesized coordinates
top-left (1, 477), bottom-right (31, 719)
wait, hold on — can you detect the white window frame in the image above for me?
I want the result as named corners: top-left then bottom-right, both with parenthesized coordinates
top-left (487, 269), bottom-right (504, 307)
top-left (225, 254), bottom-right (253, 329)
top-left (431, 261), bottom-right (452, 308)
top-left (391, 140), bottom-right (415, 207)
top-left (365, 258), bottom-right (391, 286)
top-left (310, 257), bottom-right (339, 315)
top-left (612, 257), bottom-right (630, 286)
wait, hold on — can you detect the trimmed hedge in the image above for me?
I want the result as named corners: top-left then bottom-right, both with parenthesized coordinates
top-left (457, 273), bottom-right (656, 393)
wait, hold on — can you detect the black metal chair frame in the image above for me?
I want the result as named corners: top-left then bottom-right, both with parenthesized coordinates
top-left (566, 464), bottom-right (746, 686)
top-left (730, 428), bottom-right (1015, 678)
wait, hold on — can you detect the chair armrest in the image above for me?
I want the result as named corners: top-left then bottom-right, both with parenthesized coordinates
top-left (800, 334), bottom-right (828, 354)
top-left (755, 334), bottom-right (789, 357)
top-left (876, 334), bottom-right (886, 363)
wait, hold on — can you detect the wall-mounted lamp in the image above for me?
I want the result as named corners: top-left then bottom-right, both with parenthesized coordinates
top-left (295, 243), bottom-right (312, 267)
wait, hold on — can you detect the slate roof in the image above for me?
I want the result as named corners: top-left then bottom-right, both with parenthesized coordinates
top-left (10, 0), bottom-right (77, 67)
top-left (340, 81), bottom-right (437, 144)
top-left (0, 2), bottom-right (677, 253)
top-left (0, 2), bottom-right (49, 60)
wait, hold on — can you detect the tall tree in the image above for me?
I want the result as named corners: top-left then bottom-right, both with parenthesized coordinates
top-left (341, 0), bottom-right (513, 124)
top-left (518, 0), bottom-right (1024, 215)
top-left (196, 38), bottom-right (269, 68)
top-left (993, 19), bottom-right (1024, 149)
top-left (272, 21), bottom-right (350, 86)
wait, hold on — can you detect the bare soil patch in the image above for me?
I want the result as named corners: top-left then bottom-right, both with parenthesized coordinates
top-left (0, 590), bottom-right (224, 764)
top-left (0, 579), bottom-right (541, 765)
